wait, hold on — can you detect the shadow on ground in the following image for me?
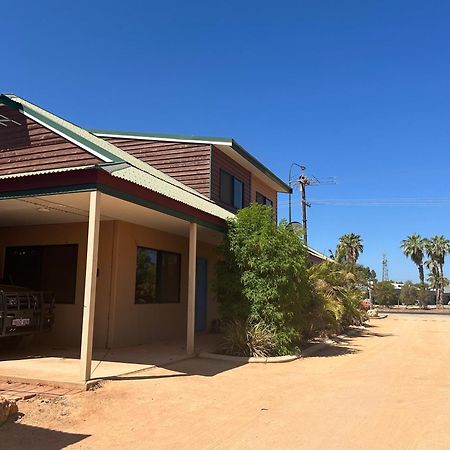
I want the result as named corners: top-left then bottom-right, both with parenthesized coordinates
top-left (303, 323), bottom-right (394, 359)
top-left (0, 423), bottom-right (89, 449)
top-left (105, 357), bottom-right (247, 382)
top-left (0, 334), bottom-right (239, 382)
top-left (306, 345), bottom-right (360, 358)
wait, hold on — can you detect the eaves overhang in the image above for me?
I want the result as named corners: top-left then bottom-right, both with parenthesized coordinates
top-left (0, 168), bottom-right (228, 232)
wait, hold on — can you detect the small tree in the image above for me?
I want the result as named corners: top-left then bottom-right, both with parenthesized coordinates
top-left (399, 281), bottom-right (418, 307)
top-left (417, 286), bottom-right (430, 309)
top-left (216, 204), bottom-right (311, 355)
top-left (373, 281), bottom-right (397, 306)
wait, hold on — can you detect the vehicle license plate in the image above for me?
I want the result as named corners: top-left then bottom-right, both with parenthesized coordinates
top-left (12, 318), bottom-right (30, 326)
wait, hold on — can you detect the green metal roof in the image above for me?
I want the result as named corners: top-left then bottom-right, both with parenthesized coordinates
top-left (0, 165), bottom-right (98, 180)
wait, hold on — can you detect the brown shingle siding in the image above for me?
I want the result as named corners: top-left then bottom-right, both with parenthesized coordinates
top-left (0, 105), bottom-right (101, 176)
top-left (103, 137), bottom-right (211, 196)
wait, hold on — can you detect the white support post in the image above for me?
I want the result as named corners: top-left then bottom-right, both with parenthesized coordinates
top-left (186, 222), bottom-right (197, 355)
top-left (80, 191), bottom-right (101, 382)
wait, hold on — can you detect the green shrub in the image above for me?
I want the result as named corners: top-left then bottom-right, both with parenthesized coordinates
top-left (399, 281), bottom-right (417, 306)
top-left (417, 286), bottom-right (430, 308)
top-left (373, 281), bottom-right (397, 306)
top-left (215, 204), bottom-right (311, 355)
top-left (215, 205), bottom-right (370, 354)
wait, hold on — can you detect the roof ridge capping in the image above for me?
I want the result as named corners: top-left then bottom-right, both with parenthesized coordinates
top-left (89, 128), bottom-right (233, 145)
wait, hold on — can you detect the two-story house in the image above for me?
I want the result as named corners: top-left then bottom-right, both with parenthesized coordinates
top-left (0, 94), bottom-right (290, 381)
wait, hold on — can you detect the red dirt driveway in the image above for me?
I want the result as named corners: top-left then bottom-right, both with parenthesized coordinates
top-left (2, 314), bottom-right (450, 449)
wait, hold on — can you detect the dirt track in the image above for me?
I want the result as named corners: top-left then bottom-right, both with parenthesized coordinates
top-left (3, 314), bottom-right (450, 449)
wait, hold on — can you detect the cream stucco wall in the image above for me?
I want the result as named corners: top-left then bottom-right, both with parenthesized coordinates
top-left (109, 221), bottom-right (219, 348)
top-left (0, 219), bottom-right (220, 349)
top-left (0, 221), bottom-right (114, 348)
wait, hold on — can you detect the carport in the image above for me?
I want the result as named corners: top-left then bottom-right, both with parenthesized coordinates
top-left (0, 93), bottom-right (232, 387)
top-left (0, 171), bottom-right (228, 387)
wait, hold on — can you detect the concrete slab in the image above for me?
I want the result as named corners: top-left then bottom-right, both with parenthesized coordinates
top-left (0, 334), bottom-right (220, 389)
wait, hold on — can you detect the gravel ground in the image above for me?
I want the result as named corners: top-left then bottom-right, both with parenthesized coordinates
top-left (2, 314), bottom-right (450, 449)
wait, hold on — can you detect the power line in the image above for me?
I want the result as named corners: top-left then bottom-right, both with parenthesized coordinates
top-left (279, 198), bottom-right (450, 207)
top-left (287, 167), bottom-right (337, 245)
top-left (289, 174), bottom-right (336, 246)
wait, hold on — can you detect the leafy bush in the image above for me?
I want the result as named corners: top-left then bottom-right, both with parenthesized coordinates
top-left (373, 281), bottom-right (398, 306)
top-left (216, 204), bottom-right (311, 355)
top-left (399, 281), bottom-right (418, 306)
top-left (220, 320), bottom-right (277, 357)
top-left (417, 286), bottom-right (430, 308)
top-left (215, 205), bottom-right (371, 355)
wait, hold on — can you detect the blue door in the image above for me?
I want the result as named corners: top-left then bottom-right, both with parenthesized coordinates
top-left (195, 258), bottom-right (208, 332)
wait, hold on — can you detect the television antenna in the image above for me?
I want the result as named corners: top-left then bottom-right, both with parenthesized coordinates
top-left (289, 172), bottom-right (337, 246)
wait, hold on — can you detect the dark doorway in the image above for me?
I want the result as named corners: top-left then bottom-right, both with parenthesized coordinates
top-left (195, 258), bottom-right (208, 331)
top-left (3, 244), bottom-right (78, 304)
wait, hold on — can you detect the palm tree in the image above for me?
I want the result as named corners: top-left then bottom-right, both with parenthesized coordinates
top-left (337, 234), bottom-right (363, 265)
top-left (426, 258), bottom-right (440, 305)
top-left (425, 236), bottom-right (450, 306)
top-left (328, 248), bottom-right (345, 264)
top-left (401, 234), bottom-right (425, 285)
top-left (427, 272), bottom-right (439, 294)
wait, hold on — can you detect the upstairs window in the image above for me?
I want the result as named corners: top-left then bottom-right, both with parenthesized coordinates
top-left (135, 247), bottom-right (181, 304)
top-left (233, 179), bottom-right (244, 209)
top-left (256, 192), bottom-right (273, 208)
top-left (220, 170), bottom-right (233, 205)
top-left (220, 170), bottom-right (244, 209)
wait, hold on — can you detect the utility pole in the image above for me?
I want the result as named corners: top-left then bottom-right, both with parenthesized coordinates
top-left (287, 165), bottom-right (335, 247)
top-left (299, 174), bottom-right (311, 246)
top-left (288, 163), bottom-right (306, 224)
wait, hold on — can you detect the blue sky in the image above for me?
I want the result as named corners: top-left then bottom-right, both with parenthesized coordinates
top-left (4, 0), bottom-right (450, 281)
